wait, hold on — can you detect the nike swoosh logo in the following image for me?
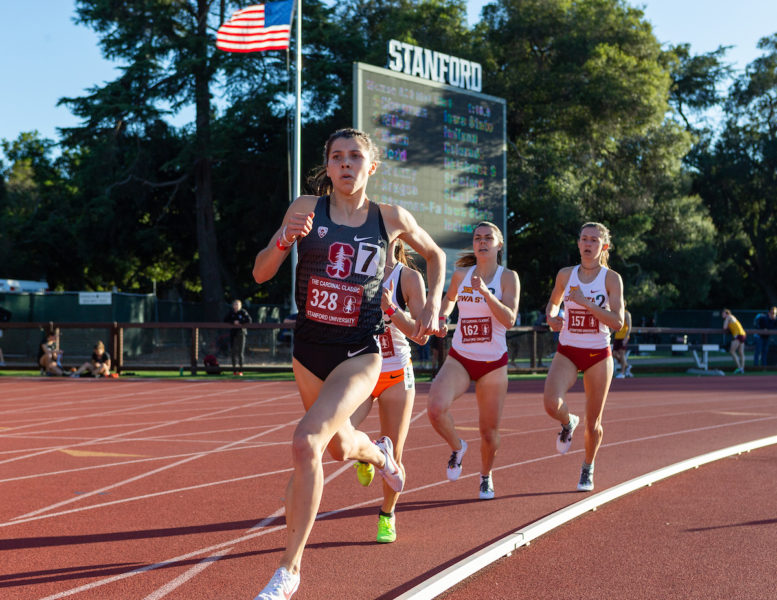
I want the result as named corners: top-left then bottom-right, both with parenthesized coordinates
top-left (354, 235), bottom-right (372, 242)
top-left (347, 346), bottom-right (369, 358)
top-left (389, 374), bottom-right (402, 379)
top-left (589, 352), bottom-right (599, 357)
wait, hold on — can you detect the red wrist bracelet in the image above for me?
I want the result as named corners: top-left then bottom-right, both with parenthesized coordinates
top-left (385, 306), bottom-right (397, 318)
top-left (276, 237), bottom-right (289, 251)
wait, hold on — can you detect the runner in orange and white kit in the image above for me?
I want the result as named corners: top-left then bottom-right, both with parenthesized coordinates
top-left (427, 221), bottom-right (520, 500)
top-left (350, 238), bottom-right (428, 543)
top-left (543, 222), bottom-right (624, 492)
top-left (252, 128), bottom-right (445, 600)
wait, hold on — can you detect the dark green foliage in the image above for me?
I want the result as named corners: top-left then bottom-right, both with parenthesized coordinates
top-left (0, 0), bottom-right (774, 319)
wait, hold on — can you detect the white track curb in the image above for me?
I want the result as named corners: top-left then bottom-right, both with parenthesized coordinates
top-left (395, 434), bottom-right (777, 600)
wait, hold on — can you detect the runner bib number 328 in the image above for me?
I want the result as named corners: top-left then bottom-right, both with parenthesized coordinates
top-left (305, 275), bottom-right (364, 327)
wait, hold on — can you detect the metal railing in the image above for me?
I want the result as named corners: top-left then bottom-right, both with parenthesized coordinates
top-left (0, 322), bottom-right (772, 375)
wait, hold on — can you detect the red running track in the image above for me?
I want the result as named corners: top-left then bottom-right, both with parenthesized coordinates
top-left (438, 443), bottom-right (777, 600)
top-left (0, 375), bottom-right (775, 599)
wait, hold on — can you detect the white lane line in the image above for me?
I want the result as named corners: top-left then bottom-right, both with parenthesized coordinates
top-left (7, 416), bottom-right (299, 521)
top-left (34, 464), bottom-right (354, 599)
top-left (3, 422), bottom-right (285, 439)
top-left (34, 416), bottom-right (777, 598)
top-left (394, 434), bottom-right (777, 600)
top-left (0, 468), bottom-right (291, 527)
top-left (0, 387), bottom-right (297, 439)
top-left (0, 443), bottom-right (277, 484)
top-left (28, 418), bottom-right (777, 600)
top-left (0, 391), bottom-right (294, 466)
top-left (141, 547), bottom-right (235, 600)
top-left (138, 462), bottom-right (360, 598)
top-left (16, 393), bottom-right (775, 596)
top-left (0, 380), bottom-right (280, 431)
top-left (0, 382), bottom-right (200, 418)
top-left (0, 444), bottom-right (355, 527)
top-left (35, 523), bottom-right (288, 600)
top-left (6, 412), bottom-right (774, 525)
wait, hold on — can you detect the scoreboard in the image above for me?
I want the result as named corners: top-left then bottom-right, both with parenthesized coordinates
top-left (354, 62), bottom-right (506, 262)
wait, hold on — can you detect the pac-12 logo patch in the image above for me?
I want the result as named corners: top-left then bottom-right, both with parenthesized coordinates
top-left (318, 226), bottom-right (328, 238)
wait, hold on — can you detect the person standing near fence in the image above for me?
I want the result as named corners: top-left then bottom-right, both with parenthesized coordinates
top-left (427, 221), bottom-right (521, 501)
top-left (722, 308), bottom-right (746, 374)
top-left (0, 305), bottom-right (10, 366)
top-left (766, 307), bottom-right (777, 365)
top-left (753, 311), bottom-right (766, 367)
top-left (251, 127), bottom-right (445, 600)
top-left (224, 299), bottom-right (252, 375)
top-left (349, 238), bottom-right (429, 544)
top-left (543, 222), bottom-right (624, 492)
top-left (757, 306), bottom-right (777, 367)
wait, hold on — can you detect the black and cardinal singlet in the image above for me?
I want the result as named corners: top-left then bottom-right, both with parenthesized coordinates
top-left (294, 196), bottom-right (389, 345)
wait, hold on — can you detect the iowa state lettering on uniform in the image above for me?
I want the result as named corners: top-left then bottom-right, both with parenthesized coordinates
top-left (458, 295), bottom-right (486, 303)
top-left (458, 286), bottom-right (497, 303)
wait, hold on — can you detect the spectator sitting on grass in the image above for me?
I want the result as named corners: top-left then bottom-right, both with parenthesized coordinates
top-left (72, 341), bottom-right (111, 378)
top-left (38, 332), bottom-right (65, 376)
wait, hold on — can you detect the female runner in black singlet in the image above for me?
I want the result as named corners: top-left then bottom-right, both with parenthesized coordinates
top-left (252, 128), bottom-right (445, 600)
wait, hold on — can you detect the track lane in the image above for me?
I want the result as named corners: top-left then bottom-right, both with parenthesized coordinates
top-left (0, 376), bottom-right (774, 599)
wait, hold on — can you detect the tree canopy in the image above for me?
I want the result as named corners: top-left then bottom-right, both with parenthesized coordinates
top-left (1, 0), bottom-right (775, 319)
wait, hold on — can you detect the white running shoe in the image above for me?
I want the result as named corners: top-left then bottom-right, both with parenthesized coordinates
top-left (615, 373), bottom-right (625, 379)
top-left (446, 439), bottom-right (468, 481)
top-left (254, 567), bottom-right (299, 600)
top-left (577, 465), bottom-right (594, 492)
top-left (479, 474), bottom-right (495, 500)
top-left (556, 414), bottom-right (579, 454)
top-left (375, 436), bottom-right (404, 492)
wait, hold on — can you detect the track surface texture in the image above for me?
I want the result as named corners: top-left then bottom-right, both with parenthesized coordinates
top-left (1, 375), bottom-right (775, 599)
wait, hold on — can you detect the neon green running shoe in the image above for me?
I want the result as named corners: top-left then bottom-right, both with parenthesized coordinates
top-left (355, 461), bottom-right (375, 486)
top-left (376, 514), bottom-right (396, 543)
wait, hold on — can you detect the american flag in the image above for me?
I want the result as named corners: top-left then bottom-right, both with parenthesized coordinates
top-left (216, 0), bottom-right (295, 52)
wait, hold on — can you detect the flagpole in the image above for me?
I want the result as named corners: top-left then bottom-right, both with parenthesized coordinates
top-left (289, 0), bottom-right (302, 311)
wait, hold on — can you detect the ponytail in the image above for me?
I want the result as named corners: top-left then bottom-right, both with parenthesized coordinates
top-left (393, 239), bottom-right (418, 271)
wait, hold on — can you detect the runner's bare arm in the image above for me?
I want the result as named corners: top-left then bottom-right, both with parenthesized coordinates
top-left (380, 204), bottom-right (446, 337)
top-left (434, 269), bottom-right (464, 338)
top-left (473, 269), bottom-right (520, 330)
top-left (388, 267), bottom-right (429, 345)
top-left (253, 196), bottom-right (317, 284)
top-left (545, 267), bottom-right (572, 332)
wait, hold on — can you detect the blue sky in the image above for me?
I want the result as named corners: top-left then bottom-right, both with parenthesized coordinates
top-left (1, 0), bottom-right (776, 153)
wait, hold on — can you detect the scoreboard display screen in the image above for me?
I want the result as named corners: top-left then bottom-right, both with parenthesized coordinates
top-left (354, 62), bottom-right (506, 260)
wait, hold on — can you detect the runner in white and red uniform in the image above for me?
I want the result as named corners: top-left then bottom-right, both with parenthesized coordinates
top-left (558, 263), bottom-right (612, 364)
top-left (543, 222), bottom-right (625, 493)
top-left (427, 221), bottom-right (520, 501)
top-left (350, 239), bottom-right (428, 544)
top-left (252, 128), bottom-right (446, 600)
top-left (449, 264), bottom-right (509, 369)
